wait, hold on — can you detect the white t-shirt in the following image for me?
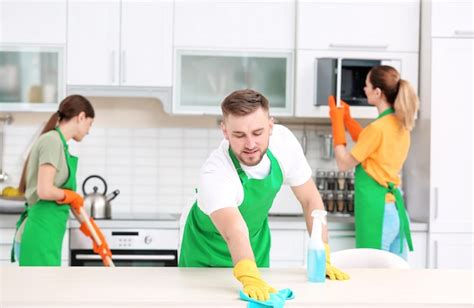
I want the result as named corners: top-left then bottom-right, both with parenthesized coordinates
top-left (196, 124), bottom-right (312, 215)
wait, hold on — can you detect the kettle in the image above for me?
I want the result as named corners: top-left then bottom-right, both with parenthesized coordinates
top-left (82, 175), bottom-right (120, 219)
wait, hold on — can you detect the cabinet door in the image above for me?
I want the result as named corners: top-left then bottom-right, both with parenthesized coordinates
top-left (407, 232), bottom-right (427, 269)
top-left (429, 233), bottom-right (473, 269)
top-left (174, 0), bottom-right (295, 50)
top-left (431, 0), bottom-right (474, 38)
top-left (430, 39), bottom-right (473, 232)
top-left (121, 0), bottom-right (173, 87)
top-left (67, 0), bottom-right (120, 86)
top-left (297, 0), bottom-right (419, 52)
top-left (0, 0), bottom-right (66, 44)
top-left (328, 230), bottom-right (355, 252)
top-left (270, 230), bottom-right (305, 268)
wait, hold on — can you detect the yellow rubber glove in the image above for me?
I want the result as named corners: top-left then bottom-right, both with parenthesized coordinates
top-left (328, 96), bottom-right (346, 146)
top-left (233, 259), bottom-right (277, 301)
top-left (324, 243), bottom-right (350, 280)
top-left (342, 101), bottom-right (363, 142)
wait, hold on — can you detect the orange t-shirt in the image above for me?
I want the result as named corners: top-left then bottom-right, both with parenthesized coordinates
top-left (350, 113), bottom-right (410, 202)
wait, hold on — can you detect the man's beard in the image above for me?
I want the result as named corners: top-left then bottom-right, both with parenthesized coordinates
top-left (237, 146), bottom-right (268, 167)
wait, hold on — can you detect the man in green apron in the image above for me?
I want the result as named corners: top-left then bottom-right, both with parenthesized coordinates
top-left (179, 89), bottom-right (349, 301)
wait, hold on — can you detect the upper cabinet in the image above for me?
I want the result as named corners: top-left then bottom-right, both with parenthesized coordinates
top-left (431, 0), bottom-right (474, 38)
top-left (67, 0), bottom-right (173, 87)
top-left (0, 46), bottom-right (64, 112)
top-left (174, 0), bottom-right (295, 50)
top-left (297, 0), bottom-right (420, 52)
top-left (0, 0), bottom-right (66, 44)
top-left (174, 50), bottom-right (293, 116)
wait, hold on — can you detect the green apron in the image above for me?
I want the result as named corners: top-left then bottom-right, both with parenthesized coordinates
top-left (12, 127), bottom-right (78, 266)
top-left (354, 108), bottom-right (413, 253)
top-left (179, 148), bottom-right (283, 267)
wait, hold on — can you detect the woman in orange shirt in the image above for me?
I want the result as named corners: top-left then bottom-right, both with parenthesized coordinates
top-left (329, 65), bottom-right (419, 259)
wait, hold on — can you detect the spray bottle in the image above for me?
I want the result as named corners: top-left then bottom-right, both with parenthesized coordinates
top-left (307, 209), bottom-right (327, 282)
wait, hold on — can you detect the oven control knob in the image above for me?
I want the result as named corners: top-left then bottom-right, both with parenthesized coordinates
top-left (144, 236), bottom-right (152, 245)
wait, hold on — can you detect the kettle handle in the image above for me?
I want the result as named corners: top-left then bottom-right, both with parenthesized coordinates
top-left (82, 175), bottom-right (108, 196)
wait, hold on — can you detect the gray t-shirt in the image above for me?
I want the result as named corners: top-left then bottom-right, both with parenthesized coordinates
top-left (25, 130), bottom-right (69, 205)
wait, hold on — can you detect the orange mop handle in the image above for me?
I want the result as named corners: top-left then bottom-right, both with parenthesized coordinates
top-left (74, 208), bottom-right (115, 267)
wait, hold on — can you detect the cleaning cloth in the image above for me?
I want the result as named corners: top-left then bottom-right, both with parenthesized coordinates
top-left (239, 289), bottom-right (294, 308)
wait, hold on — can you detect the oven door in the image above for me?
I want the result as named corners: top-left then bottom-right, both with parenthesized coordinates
top-left (70, 249), bottom-right (178, 267)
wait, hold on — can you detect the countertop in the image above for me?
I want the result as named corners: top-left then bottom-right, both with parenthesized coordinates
top-left (0, 267), bottom-right (471, 307)
top-left (0, 213), bottom-right (429, 231)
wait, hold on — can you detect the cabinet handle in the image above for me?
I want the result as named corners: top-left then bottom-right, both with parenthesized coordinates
top-left (454, 30), bottom-right (474, 37)
top-left (433, 240), bottom-right (439, 269)
top-left (433, 187), bottom-right (439, 219)
top-left (121, 51), bottom-right (126, 84)
top-left (329, 43), bottom-right (389, 50)
top-left (336, 58), bottom-right (342, 107)
top-left (110, 51), bottom-right (116, 84)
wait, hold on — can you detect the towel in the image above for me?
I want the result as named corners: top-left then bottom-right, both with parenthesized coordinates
top-left (239, 289), bottom-right (294, 308)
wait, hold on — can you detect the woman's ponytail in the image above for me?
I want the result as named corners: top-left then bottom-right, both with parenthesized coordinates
top-left (394, 79), bottom-right (419, 131)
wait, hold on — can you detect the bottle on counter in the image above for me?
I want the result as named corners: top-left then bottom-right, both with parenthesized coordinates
top-left (337, 171), bottom-right (346, 191)
top-left (346, 171), bottom-right (355, 191)
top-left (325, 192), bottom-right (335, 213)
top-left (326, 171), bottom-right (336, 190)
top-left (346, 192), bottom-right (354, 214)
top-left (315, 169), bottom-right (327, 191)
top-left (336, 192), bottom-right (345, 213)
top-left (307, 209), bottom-right (327, 283)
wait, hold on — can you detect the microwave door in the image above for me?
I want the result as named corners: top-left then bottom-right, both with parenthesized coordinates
top-left (314, 58), bottom-right (337, 106)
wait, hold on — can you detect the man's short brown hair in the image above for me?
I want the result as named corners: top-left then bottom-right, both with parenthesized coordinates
top-left (221, 89), bottom-right (269, 117)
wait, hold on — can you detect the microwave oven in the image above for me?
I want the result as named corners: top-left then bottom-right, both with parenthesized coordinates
top-left (314, 57), bottom-right (401, 107)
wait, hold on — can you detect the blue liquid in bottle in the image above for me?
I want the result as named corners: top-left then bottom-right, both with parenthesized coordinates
top-left (307, 249), bottom-right (326, 283)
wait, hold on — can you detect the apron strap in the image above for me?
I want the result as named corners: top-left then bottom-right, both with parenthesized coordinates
top-left (11, 204), bottom-right (29, 262)
top-left (388, 183), bottom-right (414, 252)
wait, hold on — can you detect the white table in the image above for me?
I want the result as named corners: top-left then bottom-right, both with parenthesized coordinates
top-left (0, 267), bottom-right (472, 307)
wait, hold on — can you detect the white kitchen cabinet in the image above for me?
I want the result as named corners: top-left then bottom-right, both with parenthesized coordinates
top-left (430, 38), bottom-right (473, 233)
top-left (174, 50), bottom-right (294, 116)
top-left (67, 0), bottom-right (173, 87)
top-left (270, 229), bottom-right (306, 268)
top-left (295, 49), bottom-right (418, 118)
top-left (297, 0), bottom-right (419, 52)
top-left (431, 0), bottom-right (474, 38)
top-left (428, 233), bottom-right (473, 269)
top-left (0, 0), bottom-right (66, 44)
top-left (407, 231), bottom-right (427, 269)
top-left (327, 230), bottom-right (355, 252)
top-left (0, 46), bottom-right (65, 112)
top-left (174, 0), bottom-right (295, 50)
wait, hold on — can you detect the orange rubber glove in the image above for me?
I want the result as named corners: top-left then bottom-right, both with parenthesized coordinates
top-left (324, 243), bottom-right (350, 280)
top-left (233, 259), bottom-right (277, 301)
top-left (83, 218), bottom-right (112, 260)
top-left (328, 96), bottom-right (346, 147)
top-left (342, 101), bottom-right (363, 142)
top-left (58, 189), bottom-right (83, 212)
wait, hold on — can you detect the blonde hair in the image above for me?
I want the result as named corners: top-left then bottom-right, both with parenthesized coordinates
top-left (369, 65), bottom-right (419, 131)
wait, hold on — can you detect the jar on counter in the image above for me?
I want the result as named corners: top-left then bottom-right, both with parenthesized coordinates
top-left (346, 171), bottom-right (355, 191)
top-left (336, 192), bottom-right (345, 213)
top-left (337, 171), bottom-right (346, 191)
top-left (325, 192), bottom-right (335, 213)
top-left (326, 171), bottom-right (336, 191)
top-left (346, 192), bottom-right (354, 214)
top-left (315, 169), bottom-right (327, 191)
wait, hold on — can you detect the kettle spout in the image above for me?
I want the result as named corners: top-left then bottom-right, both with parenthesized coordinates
top-left (106, 190), bottom-right (120, 202)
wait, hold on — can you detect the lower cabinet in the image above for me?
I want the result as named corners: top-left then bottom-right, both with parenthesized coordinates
top-left (269, 226), bottom-right (428, 268)
top-left (428, 233), bottom-right (473, 269)
top-left (270, 229), bottom-right (306, 268)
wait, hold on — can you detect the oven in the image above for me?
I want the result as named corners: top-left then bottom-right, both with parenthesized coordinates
top-left (69, 227), bottom-right (178, 267)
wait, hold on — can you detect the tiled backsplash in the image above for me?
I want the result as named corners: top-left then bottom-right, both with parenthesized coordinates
top-left (3, 124), bottom-right (345, 215)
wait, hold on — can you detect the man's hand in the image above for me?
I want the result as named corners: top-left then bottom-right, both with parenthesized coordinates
top-left (325, 243), bottom-right (350, 280)
top-left (233, 259), bottom-right (277, 301)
